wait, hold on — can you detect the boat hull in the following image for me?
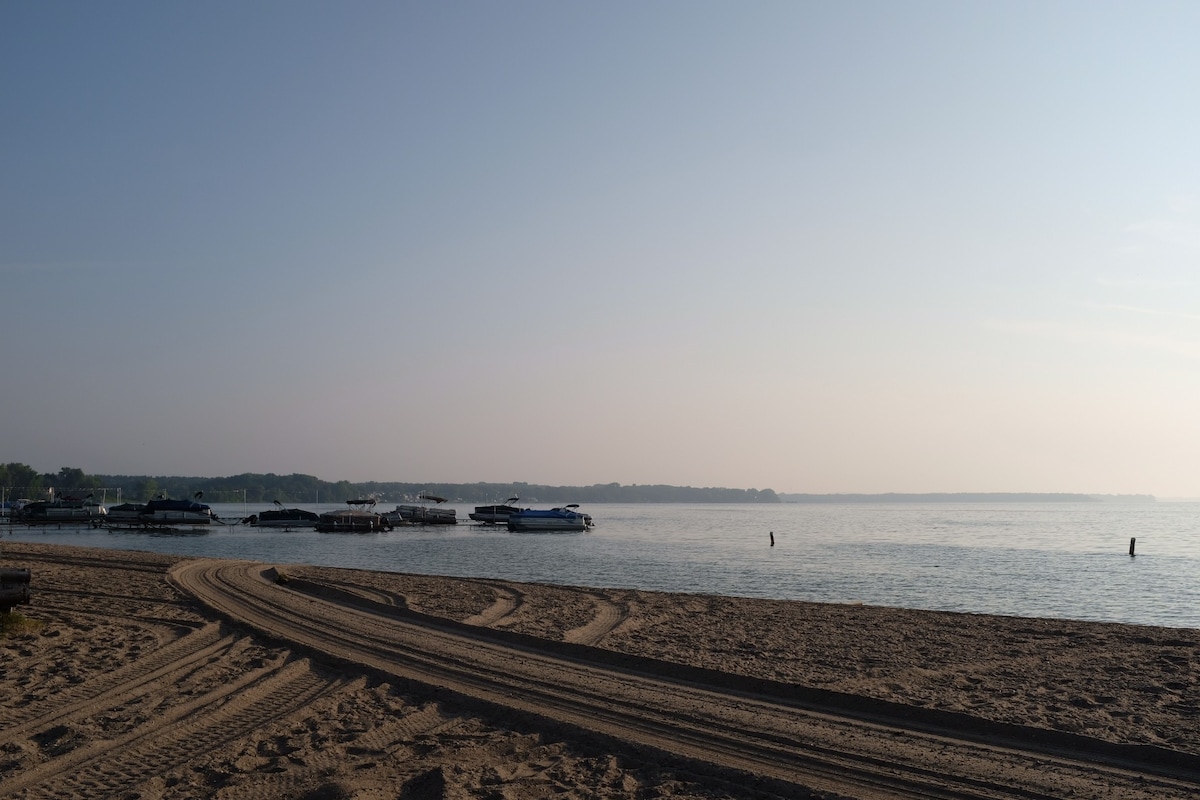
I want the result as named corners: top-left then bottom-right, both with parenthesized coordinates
top-left (390, 504), bottom-right (457, 525)
top-left (506, 508), bottom-right (593, 533)
top-left (316, 511), bottom-right (390, 533)
top-left (105, 508), bottom-right (145, 525)
top-left (18, 500), bottom-right (106, 524)
top-left (252, 509), bottom-right (321, 528)
top-left (142, 511), bottom-right (213, 525)
top-left (141, 498), bottom-right (214, 525)
top-left (469, 504), bottom-right (523, 524)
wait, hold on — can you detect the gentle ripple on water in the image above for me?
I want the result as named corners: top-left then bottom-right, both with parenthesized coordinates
top-left (4, 501), bottom-right (1199, 628)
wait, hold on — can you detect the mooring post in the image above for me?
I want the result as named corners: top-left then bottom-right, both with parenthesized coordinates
top-left (1129, 537), bottom-right (1136, 557)
top-left (769, 531), bottom-right (775, 547)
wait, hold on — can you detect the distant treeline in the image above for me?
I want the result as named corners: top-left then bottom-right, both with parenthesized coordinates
top-left (1, 465), bottom-right (779, 504)
top-left (778, 492), bottom-right (1157, 503)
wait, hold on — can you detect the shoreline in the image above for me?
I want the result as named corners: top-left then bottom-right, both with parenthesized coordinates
top-left (3, 541), bottom-right (1199, 798)
top-left (8, 502), bottom-right (1198, 631)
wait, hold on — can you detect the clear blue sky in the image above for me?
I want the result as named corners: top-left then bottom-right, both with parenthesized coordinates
top-left (3, 1), bottom-right (1198, 495)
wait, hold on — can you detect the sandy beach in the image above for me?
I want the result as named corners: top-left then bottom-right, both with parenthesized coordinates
top-left (2, 540), bottom-right (1199, 799)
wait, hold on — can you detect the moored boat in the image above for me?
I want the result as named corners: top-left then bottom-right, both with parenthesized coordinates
top-left (105, 502), bottom-right (148, 526)
top-left (0, 499), bottom-right (30, 518)
top-left (19, 495), bottom-right (107, 524)
top-left (317, 499), bottom-right (391, 533)
top-left (468, 497), bottom-right (523, 525)
top-left (506, 504), bottom-right (593, 533)
top-left (141, 493), bottom-right (215, 525)
top-left (385, 493), bottom-right (457, 526)
top-left (248, 501), bottom-right (321, 529)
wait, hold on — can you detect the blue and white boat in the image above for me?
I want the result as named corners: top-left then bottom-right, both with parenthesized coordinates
top-left (506, 504), bottom-right (593, 533)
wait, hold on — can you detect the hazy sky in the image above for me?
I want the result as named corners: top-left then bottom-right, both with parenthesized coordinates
top-left (3, 2), bottom-right (1199, 495)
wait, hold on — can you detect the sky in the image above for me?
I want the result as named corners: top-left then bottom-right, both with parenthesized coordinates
top-left (2, 1), bottom-right (1199, 496)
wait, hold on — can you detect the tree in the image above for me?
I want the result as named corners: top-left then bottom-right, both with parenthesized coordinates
top-left (54, 467), bottom-right (89, 493)
top-left (1, 462), bottom-right (43, 496)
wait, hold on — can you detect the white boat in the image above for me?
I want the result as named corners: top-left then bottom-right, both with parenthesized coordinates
top-left (506, 504), bottom-right (593, 533)
top-left (469, 497), bottom-right (523, 525)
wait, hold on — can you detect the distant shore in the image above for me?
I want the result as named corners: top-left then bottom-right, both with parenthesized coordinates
top-left (778, 492), bottom-right (1157, 503)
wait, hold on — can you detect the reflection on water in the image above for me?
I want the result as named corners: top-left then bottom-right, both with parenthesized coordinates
top-left (5, 501), bottom-right (1199, 628)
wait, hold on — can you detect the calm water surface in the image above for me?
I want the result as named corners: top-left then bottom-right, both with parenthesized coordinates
top-left (5, 501), bottom-right (1198, 629)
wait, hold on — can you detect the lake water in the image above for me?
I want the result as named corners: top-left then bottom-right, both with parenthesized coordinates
top-left (4, 501), bottom-right (1198, 629)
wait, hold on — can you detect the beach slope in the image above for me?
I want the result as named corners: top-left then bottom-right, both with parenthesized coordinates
top-left (2, 542), bottom-right (1199, 799)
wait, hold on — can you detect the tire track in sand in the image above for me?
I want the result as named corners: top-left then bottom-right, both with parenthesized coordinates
top-left (292, 574), bottom-right (408, 609)
top-left (453, 581), bottom-right (625, 643)
top-left (140, 702), bottom-right (471, 800)
top-left (563, 590), bottom-right (628, 646)
top-left (461, 581), bottom-right (523, 627)
top-left (167, 558), bottom-right (1200, 800)
top-left (3, 657), bottom-right (344, 799)
top-left (0, 622), bottom-right (230, 739)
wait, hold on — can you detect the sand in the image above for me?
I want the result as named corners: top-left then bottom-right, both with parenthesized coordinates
top-left (1, 540), bottom-right (1199, 799)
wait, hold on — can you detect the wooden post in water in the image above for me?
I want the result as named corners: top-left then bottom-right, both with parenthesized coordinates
top-left (1129, 537), bottom-right (1136, 557)
top-left (769, 531), bottom-right (775, 547)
